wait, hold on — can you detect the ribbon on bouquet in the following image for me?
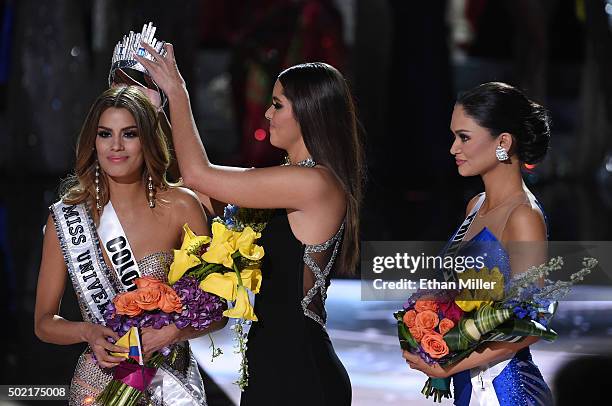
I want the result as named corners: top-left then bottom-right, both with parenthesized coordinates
top-left (113, 362), bottom-right (158, 392)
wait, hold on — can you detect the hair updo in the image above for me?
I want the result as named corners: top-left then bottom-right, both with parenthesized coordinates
top-left (457, 82), bottom-right (551, 164)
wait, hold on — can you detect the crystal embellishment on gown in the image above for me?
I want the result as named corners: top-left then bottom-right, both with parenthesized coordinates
top-left (301, 222), bottom-right (345, 327)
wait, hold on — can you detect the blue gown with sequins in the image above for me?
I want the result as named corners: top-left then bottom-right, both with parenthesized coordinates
top-left (451, 227), bottom-right (554, 406)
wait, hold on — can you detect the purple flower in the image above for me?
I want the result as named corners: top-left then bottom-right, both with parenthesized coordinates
top-left (172, 276), bottom-right (224, 330)
top-left (513, 306), bottom-right (529, 319)
top-left (139, 311), bottom-right (174, 329)
top-left (403, 299), bottom-right (416, 310)
top-left (413, 345), bottom-right (437, 365)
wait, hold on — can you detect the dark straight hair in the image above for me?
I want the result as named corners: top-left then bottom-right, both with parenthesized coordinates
top-left (278, 62), bottom-right (364, 275)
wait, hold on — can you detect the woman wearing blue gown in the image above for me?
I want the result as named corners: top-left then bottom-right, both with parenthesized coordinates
top-left (403, 82), bottom-right (554, 405)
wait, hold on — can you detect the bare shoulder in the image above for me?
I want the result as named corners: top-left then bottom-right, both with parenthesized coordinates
top-left (160, 186), bottom-right (203, 211)
top-left (504, 203), bottom-right (546, 242)
top-left (306, 166), bottom-right (347, 217)
top-left (314, 166), bottom-right (345, 195)
top-left (160, 187), bottom-right (208, 236)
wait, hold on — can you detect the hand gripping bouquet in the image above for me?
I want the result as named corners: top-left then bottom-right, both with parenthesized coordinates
top-left (394, 257), bottom-right (597, 402)
top-left (97, 205), bottom-right (269, 405)
top-left (97, 273), bottom-right (225, 405)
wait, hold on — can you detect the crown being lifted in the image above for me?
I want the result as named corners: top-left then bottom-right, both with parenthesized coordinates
top-left (108, 22), bottom-right (167, 86)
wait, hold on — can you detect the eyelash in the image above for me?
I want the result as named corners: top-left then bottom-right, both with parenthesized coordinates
top-left (453, 133), bottom-right (469, 142)
top-left (97, 131), bottom-right (138, 138)
top-left (272, 101), bottom-right (282, 110)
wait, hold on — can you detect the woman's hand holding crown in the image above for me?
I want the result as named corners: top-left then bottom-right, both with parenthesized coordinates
top-left (135, 42), bottom-right (185, 98)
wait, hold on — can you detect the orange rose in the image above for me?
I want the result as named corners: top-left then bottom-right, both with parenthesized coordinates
top-left (415, 310), bottom-right (439, 330)
top-left (113, 291), bottom-right (143, 316)
top-left (157, 285), bottom-right (183, 313)
top-left (421, 332), bottom-right (449, 359)
top-left (438, 318), bottom-right (455, 335)
top-left (134, 276), bottom-right (164, 289)
top-left (134, 286), bottom-right (162, 311)
top-left (414, 300), bottom-right (439, 313)
top-left (403, 310), bottom-right (417, 328)
top-left (408, 325), bottom-right (430, 343)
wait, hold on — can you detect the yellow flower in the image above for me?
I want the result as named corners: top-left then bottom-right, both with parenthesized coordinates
top-left (202, 222), bottom-right (238, 267)
top-left (201, 223), bottom-right (265, 267)
top-left (198, 268), bottom-right (262, 300)
top-left (199, 272), bottom-right (238, 301)
top-left (455, 267), bottom-right (505, 312)
top-left (180, 224), bottom-right (211, 253)
top-left (169, 249), bottom-right (202, 284)
top-left (235, 227), bottom-right (265, 261)
top-left (168, 224), bottom-right (212, 284)
top-left (202, 241), bottom-right (236, 268)
top-left (223, 286), bottom-right (258, 321)
top-left (240, 268), bottom-right (263, 294)
top-left (455, 299), bottom-right (491, 312)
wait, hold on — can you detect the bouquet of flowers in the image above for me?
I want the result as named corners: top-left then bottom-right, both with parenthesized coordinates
top-left (97, 274), bottom-right (225, 405)
top-left (97, 204), bottom-right (269, 405)
top-left (168, 204), bottom-right (270, 389)
top-left (394, 257), bottom-right (597, 402)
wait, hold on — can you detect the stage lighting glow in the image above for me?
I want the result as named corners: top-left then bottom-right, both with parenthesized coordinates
top-left (254, 129), bottom-right (267, 141)
top-left (605, 155), bottom-right (612, 172)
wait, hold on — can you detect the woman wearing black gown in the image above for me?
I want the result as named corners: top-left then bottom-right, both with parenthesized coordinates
top-left (137, 44), bottom-right (363, 405)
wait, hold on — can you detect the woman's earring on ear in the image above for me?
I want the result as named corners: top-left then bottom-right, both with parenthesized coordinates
top-left (148, 175), bottom-right (155, 208)
top-left (495, 145), bottom-right (509, 161)
top-left (95, 162), bottom-right (101, 213)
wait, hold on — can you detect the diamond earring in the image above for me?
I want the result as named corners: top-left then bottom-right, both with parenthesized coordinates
top-left (495, 145), bottom-right (509, 161)
top-left (95, 162), bottom-right (101, 213)
top-left (148, 175), bottom-right (155, 208)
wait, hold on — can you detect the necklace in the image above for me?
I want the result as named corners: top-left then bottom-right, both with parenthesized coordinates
top-left (283, 155), bottom-right (316, 167)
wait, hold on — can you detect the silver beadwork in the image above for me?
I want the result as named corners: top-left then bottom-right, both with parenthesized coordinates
top-left (301, 222), bottom-right (345, 327)
top-left (496, 145), bottom-right (509, 161)
top-left (297, 157), bottom-right (316, 167)
top-left (148, 175), bottom-right (155, 208)
top-left (283, 156), bottom-right (316, 167)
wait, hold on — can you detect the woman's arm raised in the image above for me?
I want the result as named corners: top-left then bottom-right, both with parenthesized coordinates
top-left (135, 43), bottom-right (337, 211)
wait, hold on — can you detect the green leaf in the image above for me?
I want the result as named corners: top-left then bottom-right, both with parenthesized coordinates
top-left (394, 311), bottom-right (418, 350)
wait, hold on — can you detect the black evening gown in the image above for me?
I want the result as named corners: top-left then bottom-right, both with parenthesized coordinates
top-left (241, 210), bottom-right (352, 405)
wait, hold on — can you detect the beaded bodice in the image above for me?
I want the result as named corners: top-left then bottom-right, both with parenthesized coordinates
top-left (301, 223), bottom-right (345, 327)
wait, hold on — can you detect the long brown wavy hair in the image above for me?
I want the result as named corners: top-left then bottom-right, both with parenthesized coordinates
top-left (62, 86), bottom-right (172, 222)
top-left (278, 62), bottom-right (365, 276)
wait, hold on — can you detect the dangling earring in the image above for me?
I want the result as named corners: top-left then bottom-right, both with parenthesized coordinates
top-left (148, 175), bottom-right (155, 208)
top-left (95, 162), bottom-right (101, 213)
top-left (495, 145), bottom-right (509, 161)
